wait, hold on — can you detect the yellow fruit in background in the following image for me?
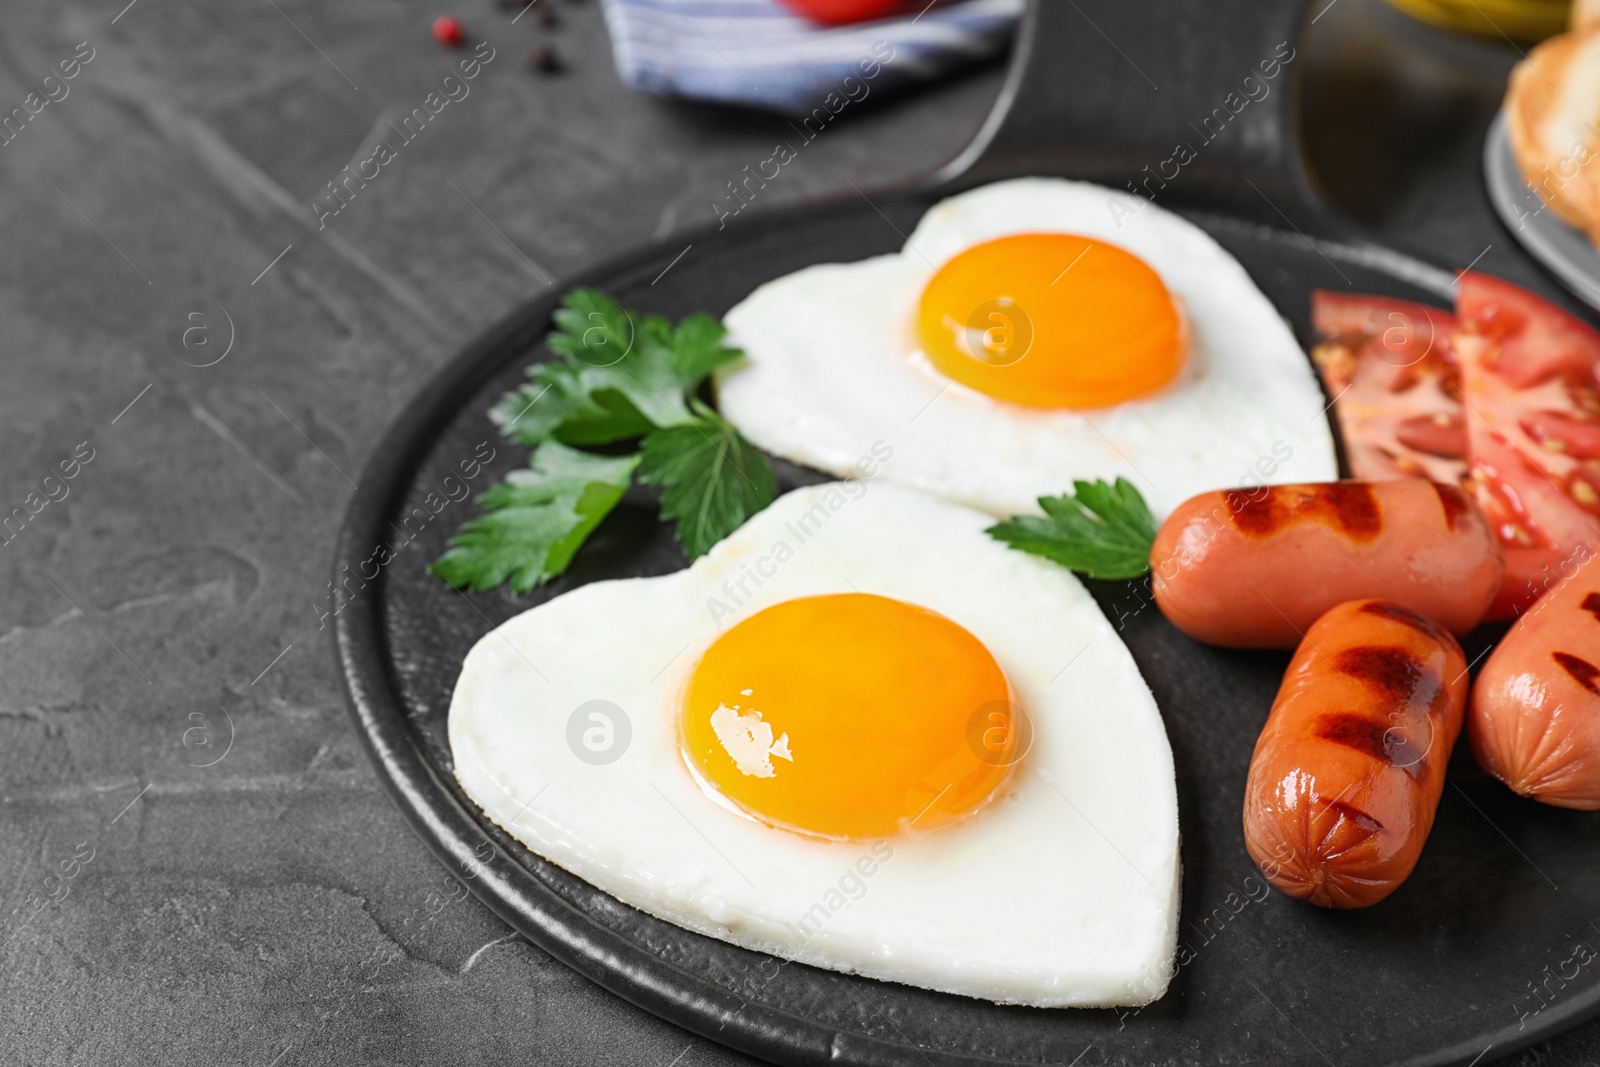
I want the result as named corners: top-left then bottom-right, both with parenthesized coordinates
top-left (1385, 0), bottom-right (1571, 42)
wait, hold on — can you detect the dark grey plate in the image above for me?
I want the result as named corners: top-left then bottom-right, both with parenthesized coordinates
top-left (333, 2), bottom-right (1600, 1064)
top-left (1484, 109), bottom-right (1600, 312)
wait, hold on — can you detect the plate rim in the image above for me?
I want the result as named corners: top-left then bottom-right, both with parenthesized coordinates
top-left (1483, 108), bottom-right (1600, 313)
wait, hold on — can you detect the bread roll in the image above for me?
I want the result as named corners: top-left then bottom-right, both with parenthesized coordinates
top-left (1505, 29), bottom-right (1600, 248)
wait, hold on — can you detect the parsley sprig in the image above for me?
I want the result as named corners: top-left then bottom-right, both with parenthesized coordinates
top-left (432, 290), bottom-right (777, 593)
top-left (986, 478), bottom-right (1157, 580)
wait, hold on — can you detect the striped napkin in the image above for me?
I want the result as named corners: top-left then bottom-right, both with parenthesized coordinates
top-left (599, 0), bottom-right (1025, 116)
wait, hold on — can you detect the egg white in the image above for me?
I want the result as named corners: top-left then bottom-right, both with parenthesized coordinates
top-left (715, 177), bottom-right (1338, 520)
top-left (449, 482), bottom-right (1181, 1007)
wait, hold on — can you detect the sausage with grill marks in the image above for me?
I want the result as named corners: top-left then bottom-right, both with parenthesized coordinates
top-left (1243, 599), bottom-right (1469, 908)
top-left (1151, 480), bottom-right (1503, 648)
top-left (1471, 550), bottom-right (1600, 808)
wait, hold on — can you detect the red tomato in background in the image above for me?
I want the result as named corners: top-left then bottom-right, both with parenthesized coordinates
top-left (1309, 290), bottom-right (1466, 485)
top-left (779, 0), bottom-right (908, 25)
top-left (1454, 271), bottom-right (1600, 619)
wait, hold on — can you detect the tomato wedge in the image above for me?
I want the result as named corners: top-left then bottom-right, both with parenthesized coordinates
top-left (1310, 291), bottom-right (1467, 484)
top-left (1455, 272), bottom-right (1600, 619)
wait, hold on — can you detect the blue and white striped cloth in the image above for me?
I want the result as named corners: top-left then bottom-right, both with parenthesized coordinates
top-left (599, 0), bottom-right (1025, 116)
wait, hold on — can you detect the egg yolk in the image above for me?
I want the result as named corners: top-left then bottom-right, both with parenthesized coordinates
top-left (915, 233), bottom-right (1186, 409)
top-left (680, 593), bottom-right (1021, 840)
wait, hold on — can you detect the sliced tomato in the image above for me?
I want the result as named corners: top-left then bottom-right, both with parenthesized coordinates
top-left (1521, 410), bottom-right (1600, 458)
top-left (1310, 291), bottom-right (1466, 484)
top-left (1455, 272), bottom-right (1600, 619)
top-left (1456, 271), bottom-right (1600, 389)
top-left (778, 0), bottom-right (908, 24)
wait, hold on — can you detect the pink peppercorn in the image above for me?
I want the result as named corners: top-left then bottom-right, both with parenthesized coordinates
top-left (432, 15), bottom-right (465, 46)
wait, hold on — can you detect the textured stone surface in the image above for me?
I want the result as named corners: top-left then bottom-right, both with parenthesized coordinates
top-left (0, 0), bottom-right (1590, 1064)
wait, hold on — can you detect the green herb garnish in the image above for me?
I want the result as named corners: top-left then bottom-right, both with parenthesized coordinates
top-left (489, 290), bottom-right (742, 446)
top-left (639, 403), bottom-right (780, 559)
top-left (431, 443), bottom-right (640, 594)
top-left (986, 477), bottom-right (1156, 580)
top-left (433, 290), bottom-right (776, 593)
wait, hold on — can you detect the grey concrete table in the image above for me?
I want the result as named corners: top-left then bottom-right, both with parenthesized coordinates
top-left (0, 1), bottom-right (1587, 1064)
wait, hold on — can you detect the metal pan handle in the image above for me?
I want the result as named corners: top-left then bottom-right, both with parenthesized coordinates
top-left (935, 0), bottom-right (1324, 227)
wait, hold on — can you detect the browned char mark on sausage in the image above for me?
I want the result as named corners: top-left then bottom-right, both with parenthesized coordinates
top-left (1224, 484), bottom-right (1382, 542)
top-left (1432, 482), bottom-right (1473, 529)
top-left (1315, 711), bottom-right (1429, 778)
top-left (1315, 713), bottom-right (1391, 762)
top-left (1359, 600), bottom-right (1454, 646)
top-left (1554, 651), bottom-right (1600, 695)
top-left (1581, 592), bottom-right (1600, 623)
top-left (1321, 796), bottom-right (1385, 833)
top-left (1308, 641), bottom-right (1446, 780)
top-left (1334, 645), bottom-right (1442, 708)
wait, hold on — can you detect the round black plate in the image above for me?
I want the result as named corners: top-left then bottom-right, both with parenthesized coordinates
top-left (333, 189), bottom-right (1600, 1067)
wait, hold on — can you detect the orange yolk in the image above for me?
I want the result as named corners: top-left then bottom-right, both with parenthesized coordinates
top-left (680, 593), bottom-right (1021, 840)
top-left (915, 233), bottom-right (1186, 409)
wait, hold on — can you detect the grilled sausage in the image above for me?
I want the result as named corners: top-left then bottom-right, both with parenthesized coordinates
top-left (1152, 480), bottom-right (1503, 648)
top-left (1243, 599), bottom-right (1468, 908)
top-left (1471, 550), bottom-right (1600, 808)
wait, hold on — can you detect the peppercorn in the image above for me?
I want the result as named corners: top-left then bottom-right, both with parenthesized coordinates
top-left (529, 42), bottom-right (561, 72)
top-left (432, 15), bottom-right (466, 46)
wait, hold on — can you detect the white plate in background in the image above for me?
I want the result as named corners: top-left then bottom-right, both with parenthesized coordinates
top-left (1484, 108), bottom-right (1600, 312)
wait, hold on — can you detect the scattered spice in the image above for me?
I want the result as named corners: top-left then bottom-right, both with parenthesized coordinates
top-left (492, 0), bottom-right (570, 75)
top-left (529, 42), bottom-right (561, 72)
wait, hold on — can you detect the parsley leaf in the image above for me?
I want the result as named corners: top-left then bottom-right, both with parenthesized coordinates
top-left (430, 443), bottom-right (640, 593)
top-left (491, 290), bottom-right (743, 448)
top-left (440, 290), bottom-right (770, 593)
top-left (668, 312), bottom-right (744, 386)
top-left (638, 405), bottom-right (778, 559)
top-left (986, 478), bottom-right (1157, 580)
top-left (547, 287), bottom-right (636, 367)
top-left (490, 363), bottom-right (655, 448)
